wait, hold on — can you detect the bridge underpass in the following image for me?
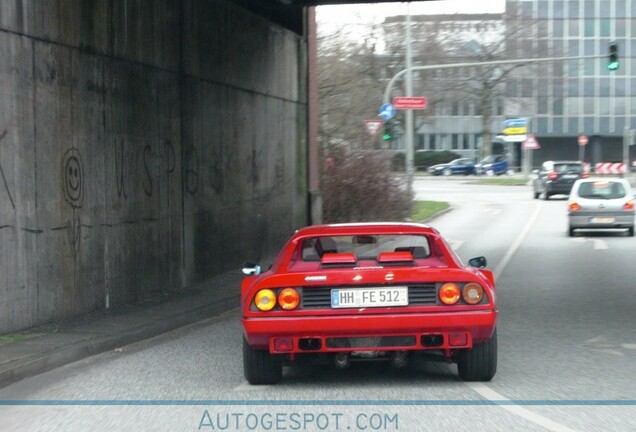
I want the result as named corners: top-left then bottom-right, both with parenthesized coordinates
top-left (0, 0), bottom-right (413, 334)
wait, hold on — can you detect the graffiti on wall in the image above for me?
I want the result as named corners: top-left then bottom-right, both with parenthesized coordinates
top-left (0, 129), bottom-right (15, 210)
top-left (62, 148), bottom-right (84, 259)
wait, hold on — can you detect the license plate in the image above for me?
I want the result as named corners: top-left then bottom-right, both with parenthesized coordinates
top-left (590, 217), bottom-right (615, 224)
top-left (563, 174), bottom-right (578, 179)
top-left (331, 287), bottom-right (408, 308)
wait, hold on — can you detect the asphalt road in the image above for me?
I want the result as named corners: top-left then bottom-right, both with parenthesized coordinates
top-left (1, 178), bottom-right (635, 432)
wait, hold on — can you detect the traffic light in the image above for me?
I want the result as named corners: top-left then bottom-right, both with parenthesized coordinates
top-left (383, 122), bottom-right (393, 141)
top-left (608, 42), bottom-right (619, 71)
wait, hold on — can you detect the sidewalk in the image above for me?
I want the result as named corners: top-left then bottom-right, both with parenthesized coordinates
top-left (0, 271), bottom-right (245, 389)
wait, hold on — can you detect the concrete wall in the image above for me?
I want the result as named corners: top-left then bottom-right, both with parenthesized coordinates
top-left (0, 0), bottom-right (307, 334)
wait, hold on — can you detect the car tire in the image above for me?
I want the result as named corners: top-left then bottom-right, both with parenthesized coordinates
top-left (243, 336), bottom-right (283, 385)
top-left (533, 189), bottom-right (540, 199)
top-left (568, 226), bottom-right (576, 237)
top-left (543, 192), bottom-right (550, 200)
top-left (443, 168), bottom-right (452, 176)
top-left (628, 227), bottom-right (634, 237)
top-left (457, 329), bottom-right (497, 382)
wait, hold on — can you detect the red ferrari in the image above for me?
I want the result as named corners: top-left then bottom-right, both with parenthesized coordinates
top-left (241, 222), bottom-right (498, 384)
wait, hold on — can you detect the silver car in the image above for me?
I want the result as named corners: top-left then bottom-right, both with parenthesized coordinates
top-left (567, 178), bottom-right (635, 237)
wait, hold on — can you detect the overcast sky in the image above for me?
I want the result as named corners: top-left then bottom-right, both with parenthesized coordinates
top-left (316, 0), bottom-right (506, 27)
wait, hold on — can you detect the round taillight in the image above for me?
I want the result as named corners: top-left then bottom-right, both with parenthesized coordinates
top-left (439, 283), bottom-right (460, 305)
top-left (462, 283), bottom-right (484, 305)
top-left (625, 200), bottom-right (635, 211)
top-left (548, 171), bottom-right (558, 181)
top-left (278, 288), bottom-right (300, 310)
top-left (569, 201), bottom-right (581, 212)
top-left (254, 289), bottom-right (277, 311)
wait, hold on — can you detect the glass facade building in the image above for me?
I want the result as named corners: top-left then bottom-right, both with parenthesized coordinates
top-left (387, 1), bottom-right (636, 169)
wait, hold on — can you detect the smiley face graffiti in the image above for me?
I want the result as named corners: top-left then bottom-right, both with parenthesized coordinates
top-left (62, 148), bottom-right (83, 208)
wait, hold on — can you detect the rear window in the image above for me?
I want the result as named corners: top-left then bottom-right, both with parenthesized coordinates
top-left (301, 235), bottom-right (431, 262)
top-left (554, 163), bottom-right (582, 173)
top-left (577, 181), bottom-right (626, 199)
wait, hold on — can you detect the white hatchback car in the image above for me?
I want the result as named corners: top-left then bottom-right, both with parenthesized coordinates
top-left (567, 178), bottom-right (635, 237)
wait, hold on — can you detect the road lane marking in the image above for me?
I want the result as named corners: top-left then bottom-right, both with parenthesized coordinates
top-left (493, 202), bottom-right (541, 279)
top-left (570, 237), bottom-right (609, 250)
top-left (471, 202), bottom-right (581, 432)
top-left (467, 383), bottom-right (580, 432)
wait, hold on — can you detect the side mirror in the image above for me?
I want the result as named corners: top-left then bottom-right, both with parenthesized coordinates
top-left (242, 262), bottom-right (262, 276)
top-left (532, 169), bottom-right (539, 175)
top-left (468, 256), bottom-right (487, 268)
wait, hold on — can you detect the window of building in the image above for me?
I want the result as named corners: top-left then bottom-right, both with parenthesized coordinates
top-left (522, 79), bottom-right (534, 97)
top-left (615, 117), bottom-right (625, 133)
top-left (429, 134), bottom-right (436, 150)
top-left (568, 20), bottom-right (579, 37)
top-left (599, 19), bottom-right (611, 37)
top-left (583, 78), bottom-right (595, 96)
top-left (599, 80), bottom-right (610, 97)
top-left (616, 19), bottom-right (626, 37)
top-left (568, 79), bottom-right (579, 96)
top-left (566, 97), bottom-right (581, 115)
top-left (568, 40), bottom-right (579, 56)
top-left (553, 98), bottom-right (564, 115)
top-left (418, 134), bottom-right (425, 150)
top-left (537, 118), bottom-right (549, 134)
top-left (568, 117), bottom-right (579, 133)
top-left (616, 0), bottom-right (627, 18)
top-left (552, 20), bottom-right (564, 37)
top-left (631, 97), bottom-right (636, 115)
top-left (615, 98), bottom-right (626, 115)
top-left (584, 58), bottom-right (595, 76)
top-left (583, 19), bottom-right (595, 37)
top-left (553, 117), bottom-right (563, 134)
top-left (599, 117), bottom-right (609, 134)
top-left (452, 134), bottom-right (459, 150)
top-left (583, 40), bottom-right (595, 56)
top-left (537, 1), bottom-right (548, 18)
top-left (538, 96), bottom-right (549, 114)
top-left (583, 98), bottom-right (595, 115)
top-left (583, 117), bottom-right (594, 133)
top-left (616, 79), bottom-right (627, 97)
top-left (463, 135), bottom-right (470, 150)
top-left (568, 1), bottom-right (580, 18)
top-left (599, 97), bottom-right (610, 115)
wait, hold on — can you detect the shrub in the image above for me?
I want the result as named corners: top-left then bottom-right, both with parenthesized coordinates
top-left (414, 150), bottom-right (461, 170)
top-left (322, 151), bottom-right (411, 223)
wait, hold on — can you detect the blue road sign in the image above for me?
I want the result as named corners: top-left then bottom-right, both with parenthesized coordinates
top-left (503, 118), bottom-right (527, 128)
top-left (379, 103), bottom-right (396, 121)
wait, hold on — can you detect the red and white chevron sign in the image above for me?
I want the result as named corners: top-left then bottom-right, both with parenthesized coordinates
top-left (595, 162), bottom-right (625, 174)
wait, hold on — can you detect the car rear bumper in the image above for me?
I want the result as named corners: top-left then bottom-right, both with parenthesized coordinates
top-left (569, 213), bottom-right (634, 228)
top-left (243, 310), bottom-right (497, 354)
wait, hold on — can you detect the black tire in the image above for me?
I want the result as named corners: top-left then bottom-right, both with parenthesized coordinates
top-left (568, 226), bottom-right (576, 237)
top-left (533, 189), bottom-right (540, 199)
top-left (457, 329), bottom-right (497, 382)
top-left (628, 227), bottom-right (634, 237)
top-left (443, 168), bottom-right (452, 176)
top-left (243, 336), bottom-right (283, 385)
top-left (543, 192), bottom-right (550, 200)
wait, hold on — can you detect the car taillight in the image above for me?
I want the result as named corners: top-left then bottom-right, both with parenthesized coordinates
top-left (254, 289), bottom-right (277, 311)
top-left (548, 171), bottom-right (558, 181)
top-left (462, 283), bottom-right (484, 305)
top-left (581, 170), bottom-right (589, 178)
top-left (439, 283), bottom-right (460, 305)
top-left (278, 288), bottom-right (300, 310)
top-left (569, 201), bottom-right (581, 212)
top-left (625, 200), bottom-right (635, 211)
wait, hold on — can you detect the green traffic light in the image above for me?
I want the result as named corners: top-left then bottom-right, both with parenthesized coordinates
top-left (383, 133), bottom-right (392, 141)
top-left (608, 42), bottom-right (619, 71)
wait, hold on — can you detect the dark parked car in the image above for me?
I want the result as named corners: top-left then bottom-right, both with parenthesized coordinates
top-left (475, 155), bottom-right (508, 175)
top-left (427, 158), bottom-right (476, 176)
top-left (532, 160), bottom-right (588, 200)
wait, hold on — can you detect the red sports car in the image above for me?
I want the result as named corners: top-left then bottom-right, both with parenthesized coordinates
top-left (241, 222), bottom-right (498, 384)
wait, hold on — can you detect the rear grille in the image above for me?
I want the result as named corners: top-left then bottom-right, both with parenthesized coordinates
top-left (301, 284), bottom-right (437, 309)
top-left (326, 336), bottom-right (416, 349)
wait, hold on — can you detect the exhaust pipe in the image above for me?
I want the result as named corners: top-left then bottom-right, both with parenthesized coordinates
top-left (334, 353), bottom-right (350, 369)
top-left (391, 351), bottom-right (408, 368)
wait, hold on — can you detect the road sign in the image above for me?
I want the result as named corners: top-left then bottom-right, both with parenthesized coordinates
top-left (363, 120), bottom-right (383, 137)
top-left (379, 103), bottom-right (396, 121)
top-left (393, 97), bottom-right (427, 109)
top-left (503, 118), bottom-right (528, 135)
top-left (522, 134), bottom-right (540, 150)
top-left (578, 135), bottom-right (588, 146)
